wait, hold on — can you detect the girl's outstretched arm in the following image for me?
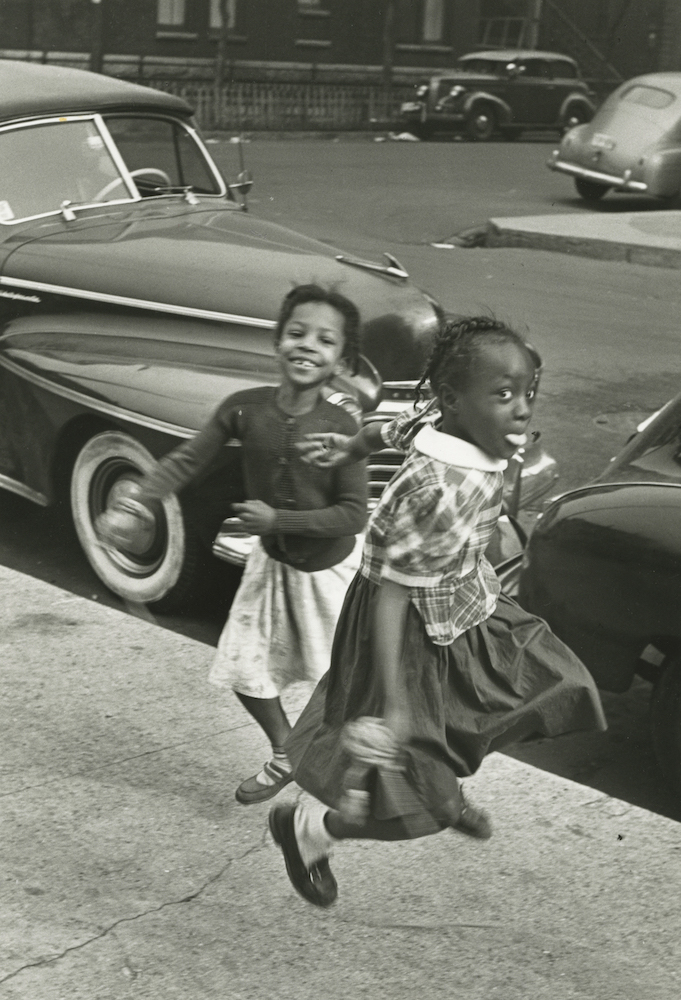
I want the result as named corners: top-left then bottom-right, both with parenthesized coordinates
top-left (373, 579), bottom-right (411, 743)
top-left (296, 420), bottom-right (388, 468)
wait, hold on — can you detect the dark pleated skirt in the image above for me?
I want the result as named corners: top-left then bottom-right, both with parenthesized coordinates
top-left (287, 574), bottom-right (607, 837)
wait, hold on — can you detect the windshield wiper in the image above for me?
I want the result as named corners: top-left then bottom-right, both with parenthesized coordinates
top-left (335, 252), bottom-right (409, 281)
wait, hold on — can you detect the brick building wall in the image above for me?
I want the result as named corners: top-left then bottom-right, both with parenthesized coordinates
top-left (1, 2), bottom-right (679, 95)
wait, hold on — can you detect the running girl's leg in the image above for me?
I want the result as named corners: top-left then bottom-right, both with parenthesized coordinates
top-left (269, 793), bottom-right (491, 908)
top-left (234, 692), bottom-right (292, 748)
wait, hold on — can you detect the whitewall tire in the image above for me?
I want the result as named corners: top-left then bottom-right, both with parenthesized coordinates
top-left (70, 431), bottom-right (192, 606)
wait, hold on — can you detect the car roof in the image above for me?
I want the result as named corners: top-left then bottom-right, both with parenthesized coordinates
top-left (0, 60), bottom-right (193, 123)
top-left (459, 50), bottom-right (577, 64)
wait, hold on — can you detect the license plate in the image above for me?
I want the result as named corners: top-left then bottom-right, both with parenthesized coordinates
top-left (591, 133), bottom-right (615, 150)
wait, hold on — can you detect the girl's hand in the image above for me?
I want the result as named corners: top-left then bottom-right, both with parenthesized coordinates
top-left (232, 500), bottom-right (276, 535)
top-left (295, 432), bottom-right (357, 468)
top-left (95, 498), bottom-right (154, 550)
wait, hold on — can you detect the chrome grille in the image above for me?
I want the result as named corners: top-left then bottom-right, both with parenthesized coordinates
top-left (367, 448), bottom-right (404, 509)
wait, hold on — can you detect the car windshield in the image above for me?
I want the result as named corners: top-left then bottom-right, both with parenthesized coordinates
top-left (0, 119), bottom-right (126, 222)
top-left (0, 114), bottom-right (222, 224)
top-left (623, 403), bottom-right (681, 479)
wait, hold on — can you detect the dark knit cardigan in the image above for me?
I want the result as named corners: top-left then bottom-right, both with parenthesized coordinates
top-left (136, 386), bottom-right (368, 572)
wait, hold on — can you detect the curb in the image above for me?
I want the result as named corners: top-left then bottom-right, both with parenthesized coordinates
top-left (485, 215), bottom-right (681, 270)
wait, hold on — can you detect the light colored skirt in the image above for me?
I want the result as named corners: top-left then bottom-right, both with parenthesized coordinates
top-left (208, 537), bottom-right (362, 699)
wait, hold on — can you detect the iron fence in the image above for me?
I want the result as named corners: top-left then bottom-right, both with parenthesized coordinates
top-left (147, 80), bottom-right (415, 131)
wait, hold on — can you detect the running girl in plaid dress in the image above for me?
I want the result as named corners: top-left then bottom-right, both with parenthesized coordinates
top-left (96, 285), bottom-right (367, 805)
top-left (267, 315), bottom-right (607, 908)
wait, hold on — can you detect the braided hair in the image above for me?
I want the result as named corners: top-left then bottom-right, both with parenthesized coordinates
top-left (274, 284), bottom-right (361, 375)
top-left (415, 315), bottom-right (541, 402)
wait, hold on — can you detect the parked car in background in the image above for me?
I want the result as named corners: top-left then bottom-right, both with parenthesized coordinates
top-left (548, 72), bottom-right (681, 203)
top-left (0, 60), bottom-right (442, 610)
top-left (399, 50), bottom-right (595, 141)
top-left (518, 394), bottom-right (681, 796)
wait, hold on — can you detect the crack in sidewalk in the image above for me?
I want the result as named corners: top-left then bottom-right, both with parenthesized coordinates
top-left (0, 836), bottom-right (266, 986)
top-left (0, 720), bottom-right (253, 799)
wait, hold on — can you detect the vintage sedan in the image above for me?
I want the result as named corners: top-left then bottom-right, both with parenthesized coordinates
top-left (0, 59), bottom-right (444, 609)
top-left (518, 395), bottom-right (681, 794)
top-left (548, 72), bottom-right (681, 202)
top-left (399, 49), bottom-right (594, 141)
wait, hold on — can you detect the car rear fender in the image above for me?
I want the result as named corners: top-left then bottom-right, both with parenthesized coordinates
top-left (642, 147), bottom-right (681, 197)
top-left (462, 92), bottom-right (512, 125)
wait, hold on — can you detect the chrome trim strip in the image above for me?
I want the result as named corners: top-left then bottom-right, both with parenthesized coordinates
top-left (591, 479), bottom-right (681, 491)
top-left (547, 156), bottom-right (648, 191)
top-left (0, 355), bottom-right (195, 440)
top-left (0, 472), bottom-right (48, 506)
top-left (548, 478), bottom-right (681, 504)
top-left (0, 276), bottom-right (276, 330)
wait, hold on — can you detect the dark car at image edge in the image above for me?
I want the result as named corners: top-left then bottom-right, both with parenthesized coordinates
top-left (519, 395), bottom-right (681, 796)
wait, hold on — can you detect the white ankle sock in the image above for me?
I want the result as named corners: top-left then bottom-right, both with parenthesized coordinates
top-left (293, 799), bottom-right (337, 868)
top-left (254, 749), bottom-right (291, 787)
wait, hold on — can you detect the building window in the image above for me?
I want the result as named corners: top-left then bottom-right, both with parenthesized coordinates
top-left (210, 0), bottom-right (237, 30)
top-left (479, 0), bottom-right (532, 48)
top-left (396, 0), bottom-right (448, 47)
top-left (422, 0), bottom-right (444, 43)
top-left (157, 0), bottom-right (185, 27)
top-left (297, 0), bottom-right (330, 14)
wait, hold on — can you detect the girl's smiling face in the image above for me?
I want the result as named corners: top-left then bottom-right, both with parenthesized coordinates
top-left (440, 340), bottom-right (538, 460)
top-left (276, 301), bottom-right (346, 389)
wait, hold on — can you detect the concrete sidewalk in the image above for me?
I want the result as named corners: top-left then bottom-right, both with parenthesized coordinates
top-left (485, 209), bottom-right (681, 269)
top-left (1, 564), bottom-right (679, 1000)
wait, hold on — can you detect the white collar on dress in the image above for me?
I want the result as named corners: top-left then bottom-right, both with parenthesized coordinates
top-left (413, 424), bottom-right (507, 471)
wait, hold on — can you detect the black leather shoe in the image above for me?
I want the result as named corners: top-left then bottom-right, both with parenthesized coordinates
top-left (268, 805), bottom-right (338, 907)
top-left (452, 794), bottom-right (493, 840)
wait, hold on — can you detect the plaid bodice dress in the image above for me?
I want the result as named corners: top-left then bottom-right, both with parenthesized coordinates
top-left (287, 405), bottom-right (606, 835)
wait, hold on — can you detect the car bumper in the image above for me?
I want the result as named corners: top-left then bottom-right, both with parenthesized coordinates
top-left (546, 150), bottom-right (648, 192)
top-left (399, 104), bottom-right (465, 126)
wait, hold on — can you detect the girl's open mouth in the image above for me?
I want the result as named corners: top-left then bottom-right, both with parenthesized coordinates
top-left (504, 433), bottom-right (527, 448)
top-left (291, 358), bottom-right (318, 369)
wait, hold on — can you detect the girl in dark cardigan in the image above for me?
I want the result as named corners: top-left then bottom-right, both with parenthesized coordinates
top-left (97, 284), bottom-right (368, 804)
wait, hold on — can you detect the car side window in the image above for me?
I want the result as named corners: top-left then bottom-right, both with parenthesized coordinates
top-left (518, 59), bottom-right (552, 79)
top-left (104, 116), bottom-right (220, 196)
top-left (550, 60), bottom-right (577, 80)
